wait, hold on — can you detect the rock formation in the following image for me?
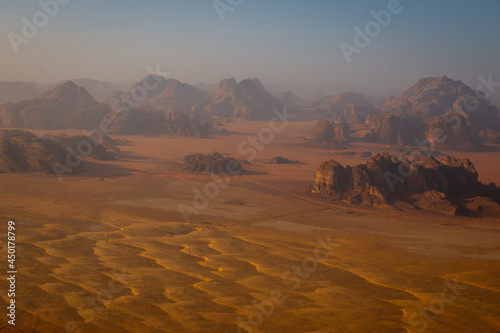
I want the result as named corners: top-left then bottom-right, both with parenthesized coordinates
top-left (191, 78), bottom-right (283, 120)
top-left (270, 156), bottom-right (300, 164)
top-left (41, 134), bottom-right (116, 160)
top-left (0, 130), bottom-right (68, 174)
top-left (382, 76), bottom-right (499, 130)
top-left (107, 109), bottom-right (212, 136)
top-left (0, 81), bottom-right (111, 129)
top-left (311, 153), bottom-right (499, 217)
top-left (182, 152), bottom-right (243, 175)
top-left (46, 79), bottom-right (118, 102)
top-left (305, 120), bottom-right (350, 148)
top-left (313, 92), bottom-right (376, 123)
top-left (364, 114), bottom-right (420, 145)
top-left (136, 79), bottom-right (207, 113)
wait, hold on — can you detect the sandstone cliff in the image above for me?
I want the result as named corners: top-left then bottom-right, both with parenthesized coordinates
top-left (311, 152), bottom-right (499, 217)
top-left (306, 120), bottom-right (350, 148)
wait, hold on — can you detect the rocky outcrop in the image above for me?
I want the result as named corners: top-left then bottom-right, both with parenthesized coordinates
top-left (0, 130), bottom-right (68, 174)
top-left (0, 81), bottom-right (111, 129)
top-left (270, 156), bottom-right (300, 164)
top-left (311, 153), bottom-right (499, 217)
top-left (45, 79), bottom-right (118, 102)
top-left (313, 92), bottom-right (376, 123)
top-left (107, 109), bottom-right (212, 136)
top-left (422, 115), bottom-right (481, 150)
top-left (41, 134), bottom-right (115, 160)
top-left (364, 114), bottom-right (419, 145)
top-left (477, 129), bottom-right (500, 144)
top-left (363, 112), bottom-right (482, 150)
top-left (182, 152), bottom-right (243, 175)
top-left (306, 120), bottom-right (350, 148)
top-left (337, 104), bottom-right (377, 125)
top-left (191, 78), bottom-right (283, 120)
top-left (383, 76), bottom-right (499, 130)
top-left (137, 79), bottom-right (207, 113)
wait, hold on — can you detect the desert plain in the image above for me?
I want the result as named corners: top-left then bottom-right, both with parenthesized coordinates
top-left (0, 120), bottom-right (499, 333)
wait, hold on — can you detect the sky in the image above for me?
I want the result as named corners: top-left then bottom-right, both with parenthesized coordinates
top-left (1, 0), bottom-right (500, 98)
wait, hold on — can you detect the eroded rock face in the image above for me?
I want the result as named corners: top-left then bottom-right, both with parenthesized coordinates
top-left (107, 109), bottom-right (212, 137)
top-left (477, 128), bottom-right (500, 144)
top-left (136, 79), bottom-right (207, 113)
top-left (311, 152), bottom-right (499, 217)
top-left (313, 92), bottom-right (376, 124)
top-left (364, 112), bottom-right (482, 151)
top-left (422, 115), bottom-right (481, 151)
top-left (182, 152), bottom-right (243, 175)
top-left (0, 81), bottom-right (111, 129)
top-left (191, 78), bottom-right (283, 120)
top-left (0, 130), bottom-right (68, 174)
top-left (306, 120), bottom-right (350, 148)
top-left (382, 76), bottom-right (499, 130)
top-left (337, 104), bottom-right (377, 125)
top-left (364, 114), bottom-right (418, 145)
top-left (42, 134), bottom-right (115, 161)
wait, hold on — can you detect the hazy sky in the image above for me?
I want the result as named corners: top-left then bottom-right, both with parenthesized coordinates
top-left (1, 0), bottom-right (500, 96)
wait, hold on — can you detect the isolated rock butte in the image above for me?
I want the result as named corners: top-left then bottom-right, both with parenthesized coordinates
top-left (182, 152), bottom-right (243, 175)
top-left (270, 156), bottom-right (300, 164)
top-left (306, 120), bottom-right (350, 148)
top-left (0, 130), bottom-right (67, 174)
top-left (0, 81), bottom-right (111, 129)
top-left (311, 152), bottom-right (499, 217)
top-left (191, 78), bottom-right (283, 120)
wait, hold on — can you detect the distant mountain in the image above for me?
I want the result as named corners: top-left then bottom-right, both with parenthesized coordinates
top-left (137, 79), bottom-right (207, 113)
top-left (48, 79), bottom-right (119, 102)
top-left (104, 76), bottom-right (206, 114)
top-left (383, 76), bottom-right (499, 130)
top-left (191, 78), bottom-right (283, 120)
top-left (313, 92), bottom-right (377, 124)
top-left (0, 82), bottom-right (42, 105)
top-left (360, 76), bottom-right (500, 150)
top-left (195, 82), bottom-right (217, 93)
top-left (106, 109), bottom-right (212, 137)
top-left (0, 81), bottom-right (111, 129)
top-left (274, 91), bottom-right (302, 105)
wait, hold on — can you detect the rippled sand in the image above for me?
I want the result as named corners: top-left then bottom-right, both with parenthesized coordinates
top-left (1, 122), bottom-right (499, 332)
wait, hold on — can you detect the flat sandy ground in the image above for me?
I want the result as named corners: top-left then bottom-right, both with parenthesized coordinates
top-left (0, 120), bottom-right (499, 332)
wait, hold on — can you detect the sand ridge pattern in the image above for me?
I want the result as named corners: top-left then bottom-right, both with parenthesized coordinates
top-left (0, 123), bottom-right (499, 332)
